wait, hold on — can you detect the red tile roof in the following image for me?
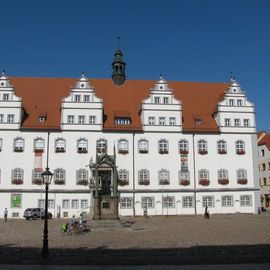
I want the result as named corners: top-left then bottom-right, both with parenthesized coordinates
top-left (10, 77), bottom-right (229, 132)
top-left (258, 131), bottom-right (270, 151)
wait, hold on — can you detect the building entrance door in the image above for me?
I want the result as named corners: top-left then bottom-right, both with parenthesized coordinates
top-left (99, 170), bottom-right (111, 195)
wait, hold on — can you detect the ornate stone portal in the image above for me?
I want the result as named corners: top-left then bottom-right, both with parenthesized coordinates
top-left (89, 149), bottom-right (119, 220)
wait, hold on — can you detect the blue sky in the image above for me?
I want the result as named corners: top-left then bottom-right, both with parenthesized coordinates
top-left (0, 0), bottom-right (269, 132)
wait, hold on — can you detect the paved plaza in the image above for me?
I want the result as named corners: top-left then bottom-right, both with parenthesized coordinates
top-left (0, 213), bottom-right (270, 267)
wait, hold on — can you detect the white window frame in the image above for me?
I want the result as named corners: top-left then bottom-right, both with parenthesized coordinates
top-left (243, 119), bottom-right (250, 127)
top-left (74, 95), bottom-right (81, 102)
top-left (182, 196), bottom-right (194, 208)
top-left (237, 169), bottom-right (247, 180)
top-left (48, 199), bottom-right (55, 209)
top-left (234, 118), bottom-right (240, 127)
top-left (78, 115), bottom-right (85, 124)
top-left (159, 117), bottom-right (166, 125)
top-left (199, 169), bottom-right (209, 180)
top-left (55, 138), bottom-right (66, 152)
top-left (162, 196), bottom-right (175, 208)
top-left (217, 140), bottom-right (227, 153)
top-left (141, 197), bottom-right (155, 208)
top-left (67, 115), bottom-right (74, 124)
top-left (118, 139), bottom-right (128, 152)
top-left (138, 169), bottom-right (149, 184)
top-left (225, 118), bottom-right (231, 127)
top-left (7, 114), bottom-right (14, 123)
top-left (218, 169), bottom-right (228, 180)
top-left (138, 139), bottom-right (149, 153)
top-left (159, 139), bottom-right (168, 153)
top-left (71, 199), bottom-right (79, 209)
top-left (240, 195), bottom-right (252, 206)
top-left (12, 168), bottom-right (24, 183)
top-left (120, 197), bottom-right (133, 209)
top-left (97, 139), bottom-right (107, 154)
top-left (77, 138), bottom-right (88, 153)
top-left (148, 116), bottom-right (155, 125)
top-left (202, 196), bottom-right (215, 207)
top-left (14, 137), bottom-right (24, 152)
top-left (34, 137), bottom-right (45, 151)
top-left (198, 139), bottom-right (207, 153)
top-left (118, 169), bottom-right (129, 182)
top-left (221, 195), bottom-right (234, 207)
top-left (89, 115), bottom-right (96, 124)
top-left (62, 199), bottom-right (70, 209)
top-left (54, 168), bottom-right (66, 184)
top-left (236, 140), bottom-right (245, 153)
top-left (169, 117), bottom-right (176, 126)
top-left (179, 139), bottom-right (189, 153)
top-left (159, 169), bottom-right (170, 185)
top-left (0, 114), bottom-right (3, 123)
top-left (76, 169), bottom-right (88, 184)
top-left (81, 199), bottom-right (88, 209)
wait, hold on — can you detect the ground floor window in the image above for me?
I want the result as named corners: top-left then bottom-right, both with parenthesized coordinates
top-left (62, 199), bottom-right (70, 209)
top-left (120, 197), bottom-right (133, 209)
top-left (141, 197), bottom-right (155, 209)
top-left (240, 195), bottom-right (252, 206)
top-left (81, 199), bottom-right (88, 209)
top-left (71, 199), bottom-right (79, 209)
top-left (162, 196), bottom-right (175, 208)
top-left (222, 195), bottom-right (234, 207)
top-left (202, 196), bottom-right (214, 207)
top-left (48, 199), bottom-right (55, 209)
top-left (182, 196), bottom-right (194, 208)
top-left (38, 199), bottom-right (45, 208)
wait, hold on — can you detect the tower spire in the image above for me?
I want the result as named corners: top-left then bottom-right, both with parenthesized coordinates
top-left (112, 37), bottom-right (126, 86)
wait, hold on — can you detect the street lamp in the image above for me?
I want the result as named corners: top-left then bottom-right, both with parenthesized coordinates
top-left (41, 167), bottom-right (53, 257)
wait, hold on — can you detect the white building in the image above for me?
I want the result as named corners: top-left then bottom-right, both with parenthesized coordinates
top-left (0, 49), bottom-right (260, 219)
top-left (257, 131), bottom-right (270, 209)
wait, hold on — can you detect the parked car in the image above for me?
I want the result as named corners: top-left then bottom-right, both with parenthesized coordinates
top-left (23, 208), bottom-right (53, 220)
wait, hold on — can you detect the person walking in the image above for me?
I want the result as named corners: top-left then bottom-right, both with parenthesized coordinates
top-left (4, 208), bottom-right (8, 222)
top-left (204, 205), bottom-right (209, 219)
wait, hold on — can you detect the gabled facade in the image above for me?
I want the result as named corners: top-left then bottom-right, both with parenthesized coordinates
top-left (0, 50), bottom-right (261, 219)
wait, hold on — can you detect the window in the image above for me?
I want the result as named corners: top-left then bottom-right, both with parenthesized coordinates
top-left (261, 149), bottom-right (265, 157)
top-left (198, 139), bottom-right (207, 154)
top-left (12, 168), bottom-right (24, 185)
top-left (195, 119), bottom-right (202, 125)
top-left (148, 116), bottom-right (155, 125)
top-left (67, 115), bottom-right (74, 124)
top-left (268, 162), bottom-right (270, 170)
top-left (229, 99), bottom-right (234, 106)
top-left (159, 169), bottom-right (170, 185)
top-left (202, 196), bottom-right (214, 207)
top-left (38, 199), bottom-right (45, 209)
top-left (0, 138), bottom-right (2, 151)
top-left (71, 199), bottom-right (79, 209)
top-left (182, 196), bottom-right (194, 208)
top-left (159, 117), bottom-right (166, 125)
top-left (159, 139), bottom-right (168, 154)
top-left (89, 115), bottom-right (96, 124)
top-left (48, 199), bottom-right (55, 209)
top-left (138, 139), bottom-right (149, 153)
top-left (199, 169), bottom-right (209, 186)
top-left (120, 197), bottom-right (133, 209)
top-left (217, 140), bottom-right (227, 154)
top-left (138, 169), bottom-right (150, 185)
top-left (234, 119), bottom-right (240, 127)
top-left (240, 195), bottom-right (252, 206)
top-left (34, 138), bottom-right (45, 152)
top-left (163, 97), bottom-right (169, 104)
top-left (243, 119), bottom-right (250, 127)
top-left (76, 169), bottom-right (88, 185)
top-left (7, 114), bottom-right (14, 123)
top-left (118, 139), bottom-right (129, 154)
top-left (237, 169), bottom-right (247, 184)
top-left (54, 168), bottom-right (66, 185)
top-left (236, 140), bottom-right (245, 155)
top-left (78, 115), bottom-right (85, 124)
top-left (14, 137), bottom-right (24, 152)
top-left (169, 117), bottom-right (176, 126)
top-left (84, 95), bottom-right (90, 102)
top-left (225, 118), bottom-right (231, 127)
top-left (115, 117), bottom-right (131, 125)
top-left (32, 169), bottom-right (42, 185)
top-left (118, 169), bottom-right (129, 185)
top-left (55, 138), bottom-right (66, 152)
top-left (262, 163), bottom-right (266, 171)
top-left (179, 139), bottom-right (189, 154)
top-left (162, 196), bottom-right (175, 208)
top-left (179, 171), bottom-right (190, 185)
top-left (97, 139), bottom-right (107, 154)
top-left (237, 99), bottom-right (243, 106)
top-left (218, 169), bottom-right (229, 185)
top-left (81, 199), bottom-right (88, 209)
top-left (62, 199), bottom-right (70, 209)
top-left (154, 97), bottom-right (160, 104)
top-left (0, 114), bottom-right (3, 123)
top-left (3, 93), bottom-right (9, 101)
top-left (77, 138), bottom-right (88, 153)
top-left (221, 195), bottom-right (234, 207)
top-left (74, 95), bottom-right (81, 102)
top-left (141, 197), bottom-right (154, 208)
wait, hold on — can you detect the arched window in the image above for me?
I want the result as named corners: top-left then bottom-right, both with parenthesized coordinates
top-left (118, 139), bottom-right (129, 154)
top-left (118, 169), bottom-right (129, 186)
top-left (34, 137), bottom-right (45, 152)
top-left (158, 139), bottom-right (168, 154)
top-left (179, 171), bottom-right (190, 186)
top-left (179, 139), bottom-right (189, 154)
top-left (14, 137), bottom-right (24, 152)
top-left (159, 169), bottom-right (170, 185)
top-left (77, 138), bottom-right (88, 153)
top-left (55, 138), bottom-right (66, 153)
top-left (236, 140), bottom-right (245, 155)
top-left (54, 168), bottom-right (66, 185)
top-left (198, 139), bottom-right (207, 155)
top-left (12, 168), bottom-right (24, 185)
top-left (218, 169), bottom-right (229, 185)
top-left (198, 169), bottom-right (210, 186)
top-left (76, 169), bottom-right (88, 185)
top-left (32, 169), bottom-right (43, 185)
top-left (237, 169), bottom-right (247, 184)
top-left (97, 139), bottom-right (107, 154)
top-left (138, 169), bottom-right (150, 185)
top-left (217, 140), bottom-right (227, 154)
top-left (138, 139), bottom-right (149, 154)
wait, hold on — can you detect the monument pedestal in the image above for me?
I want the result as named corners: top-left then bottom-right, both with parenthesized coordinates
top-left (93, 196), bottom-right (119, 220)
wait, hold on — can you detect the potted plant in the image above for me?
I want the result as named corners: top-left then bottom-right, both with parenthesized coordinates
top-left (12, 179), bottom-right (23, 185)
top-left (199, 179), bottom-right (210, 186)
top-left (218, 179), bottom-right (229, 185)
top-left (32, 179), bottom-right (43, 185)
top-left (218, 149), bottom-right (227, 154)
top-left (118, 180), bottom-right (129, 186)
top-left (119, 149), bottom-right (129, 154)
top-left (139, 179), bottom-right (150, 185)
top-left (180, 150), bottom-right (189, 154)
top-left (199, 149), bottom-right (208, 155)
top-left (159, 179), bottom-right (169, 185)
top-left (237, 178), bottom-right (248, 184)
top-left (236, 149), bottom-right (245, 155)
top-left (180, 179), bottom-right (190, 186)
top-left (77, 179), bottom-right (88, 185)
top-left (54, 179), bottom-right (65, 185)
top-left (159, 149), bottom-right (168, 154)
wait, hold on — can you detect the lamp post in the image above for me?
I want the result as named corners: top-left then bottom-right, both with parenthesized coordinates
top-left (41, 167), bottom-right (53, 257)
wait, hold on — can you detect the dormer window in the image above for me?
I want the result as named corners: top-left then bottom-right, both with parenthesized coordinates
top-left (229, 99), bottom-right (234, 106)
top-left (154, 97), bottom-right (160, 104)
top-left (75, 95), bottom-right (81, 102)
top-left (163, 97), bottom-right (169, 104)
top-left (115, 117), bottom-right (131, 125)
top-left (195, 119), bottom-right (202, 125)
top-left (7, 114), bottom-right (14, 123)
top-left (3, 94), bottom-right (9, 101)
top-left (39, 114), bottom-right (47, 122)
top-left (237, 99), bottom-right (243, 106)
top-left (84, 95), bottom-right (90, 102)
